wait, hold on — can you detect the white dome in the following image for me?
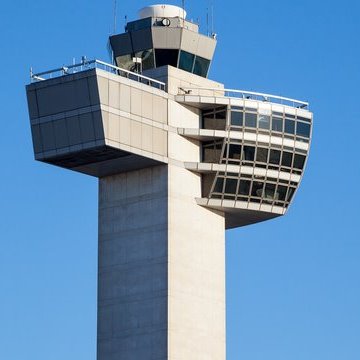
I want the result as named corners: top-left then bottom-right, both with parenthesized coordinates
top-left (139, 4), bottom-right (187, 19)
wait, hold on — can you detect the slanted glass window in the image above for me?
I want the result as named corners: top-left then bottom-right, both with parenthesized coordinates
top-left (243, 146), bottom-right (255, 161)
top-left (293, 154), bottom-right (306, 170)
top-left (264, 183), bottom-right (277, 201)
top-left (281, 151), bottom-right (293, 168)
top-left (277, 185), bottom-right (287, 201)
top-left (287, 187), bottom-right (295, 202)
top-left (116, 54), bottom-right (133, 71)
top-left (225, 178), bottom-right (238, 194)
top-left (155, 49), bottom-right (179, 68)
top-left (272, 116), bottom-right (283, 132)
top-left (214, 177), bottom-right (224, 193)
top-left (245, 113), bottom-right (257, 128)
top-left (179, 50), bottom-right (195, 72)
top-left (231, 111), bottom-right (243, 127)
top-left (256, 148), bottom-right (268, 163)
top-left (228, 144), bottom-right (242, 160)
top-left (285, 119), bottom-right (295, 134)
top-left (135, 49), bottom-right (155, 71)
top-left (239, 180), bottom-right (251, 196)
top-left (258, 115), bottom-right (270, 130)
top-left (296, 122), bottom-right (311, 138)
top-left (251, 182), bottom-right (264, 197)
top-left (193, 56), bottom-right (210, 77)
top-left (269, 149), bottom-right (281, 165)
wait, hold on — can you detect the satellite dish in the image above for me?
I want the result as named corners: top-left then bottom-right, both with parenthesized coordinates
top-left (162, 18), bottom-right (171, 26)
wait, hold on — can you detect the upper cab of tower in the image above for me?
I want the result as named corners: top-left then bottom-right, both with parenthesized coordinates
top-left (109, 4), bottom-right (217, 78)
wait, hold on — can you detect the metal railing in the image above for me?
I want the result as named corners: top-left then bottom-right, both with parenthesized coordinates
top-left (30, 58), bottom-right (166, 91)
top-left (178, 87), bottom-right (309, 109)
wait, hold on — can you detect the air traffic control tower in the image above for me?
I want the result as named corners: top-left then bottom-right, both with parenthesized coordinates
top-left (26, 4), bottom-right (313, 360)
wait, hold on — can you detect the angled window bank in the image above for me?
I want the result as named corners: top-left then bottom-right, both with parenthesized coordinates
top-left (26, 4), bottom-right (313, 360)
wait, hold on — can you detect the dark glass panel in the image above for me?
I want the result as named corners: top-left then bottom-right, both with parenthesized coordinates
top-left (297, 116), bottom-right (311, 123)
top-left (232, 106), bottom-right (243, 111)
top-left (269, 149), bottom-right (281, 165)
top-left (228, 144), bottom-right (242, 160)
top-left (264, 183), bottom-right (277, 201)
top-left (245, 113), bottom-right (257, 128)
top-left (256, 147), bottom-right (269, 163)
top-left (285, 119), bottom-right (295, 134)
top-left (243, 146), bottom-right (255, 161)
top-left (251, 182), bottom-right (264, 197)
top-left (258, 115), bottom-right (270, 130)
top-left (116, 54), bottom-right (133, 71)
top-left (281, 151), bottom-right (293, 167)
top-left (225, 178), bottom-right (238, 194)
top-left (135, 49), bottom-right (155, 71)
top-left (231, 111), bottom-right (243, 126)
top-left (277, 185), bottom-right (287, 201)
top-left (272, 116), bottom-right (283, 132)
top-left (193, 56), bottom-right (210, 77)
top-left (179, 50), bottom-right (195, 72)
top-left (287, 187), bottom-right (295, 202)
top-left (155, 49), bottom-right (179, 67)
top-left (214, 177), bottom-right (224, 193)
top-left (296, 122), bottom-right (311, 138)
top-left (293, 154), bottom-right (306, 170)
top-left (239, 180), bottom-right (251, 196)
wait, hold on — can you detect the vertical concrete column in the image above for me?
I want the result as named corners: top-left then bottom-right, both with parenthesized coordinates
top-left (97, 164), bottom-right (225, 360)
top-left (97, 165), bottom-right (169, 360)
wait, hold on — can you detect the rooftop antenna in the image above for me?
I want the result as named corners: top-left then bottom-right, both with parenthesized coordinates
top-left (211, 2), bottom-right (214, 35)
top-left (206, 7), bottom-right (209, 36)
top-left (113, 0), bottom-right (117, 34)
top-left (182, 0), bottom-right (185, 26)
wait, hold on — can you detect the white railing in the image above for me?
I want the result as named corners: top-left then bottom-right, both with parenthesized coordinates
top-left (30, 58), bottom-right (166, 91)
top-left (178, 87), bottom-right (309, 109)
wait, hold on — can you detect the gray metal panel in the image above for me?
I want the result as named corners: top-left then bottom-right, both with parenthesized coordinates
top-left (130, 28), bottom-right (153, 52)
top-left (36, 78), bottom-right (91, 117)
top-left (180, 29), bottom-right (199, 54)
top-left (109, 33), bottom-right (133, 57)
top-left (196, 35), bottom-right (217, 60)
top-left (79, 112), bottom-right (95, 143)
top-left (53, 118), bottom-right (69, 149)
top-left (152, 27), bottom-right (182, 49)
top-left (40, 121), bottom-right (56, 152)
top-left (31, 124), bottom-right (43, 154)
top-left (26, 89), bottom-right (39, 120)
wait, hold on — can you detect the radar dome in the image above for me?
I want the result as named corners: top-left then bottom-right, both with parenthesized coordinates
top-left (138, 4), bottom-right (187, 19)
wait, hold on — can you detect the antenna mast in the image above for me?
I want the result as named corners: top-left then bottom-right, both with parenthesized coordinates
top-left (113, 0), bottom-right (117, 34)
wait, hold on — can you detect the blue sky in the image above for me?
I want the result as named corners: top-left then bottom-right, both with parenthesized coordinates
top-left (0, 0), bottom-right (359, 359)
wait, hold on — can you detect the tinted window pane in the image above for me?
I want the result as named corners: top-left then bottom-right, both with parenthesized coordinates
top-left (258, 115), bottom-right (270, 130)
top-left (287, 187), bottom-right (295, 202)
top-left (272, 116), bottom-right (283, 132)
top-left (277, 185), bottom-right (287, 201)
top-left (281, 151), bottom-right (293, 167)
top-left (155, 49), bottom-right (179, 67)
top-left (179, 50), bottom-right (195, 72)
top-left (296, 122), bottom-right (311, 138)
top-left (193, 56), bottom-right (210, 77)
top-left (256, 148), bottom-right (268, 163)
top-left (245, 113), bottom-right (257, 127)
top-left (251, 182), bottom-right (264, 197)
top-left (225, 179), bottom-right (238, 194)
top-left (285, 119), bottom-right (295, 134)
top-left (135, 49), bottom-right (155, 71)
top-left (231, 111), bottom-right (243, 126)
top-left (293, 154), bottom-right (306, 169)
top-left (239, 180), bottom-right (251, 196)
top-left (214, 178), bottom-right (224, 193)
top-left (229, 144), bottom-right (242, 160)
top-left (269, 149), bottom-right (281, 165)
top-left (243, 146), bottom-right (255, 161)
top-left (116, 54), bottom-right (133, 71)
top-left (264, 183), bottom-right (277, 200)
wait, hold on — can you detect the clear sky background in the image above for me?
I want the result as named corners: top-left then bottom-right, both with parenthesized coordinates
top-left (0, 0), bottom-right (359, 359)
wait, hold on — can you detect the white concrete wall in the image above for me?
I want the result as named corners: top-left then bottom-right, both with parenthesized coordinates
top-left (98, 166), bottom-right (169, 360)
